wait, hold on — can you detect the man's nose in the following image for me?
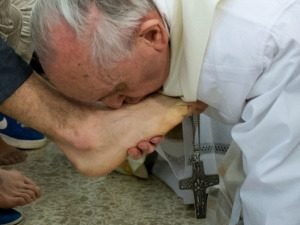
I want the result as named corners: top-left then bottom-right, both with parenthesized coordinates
top-left (102, 95), bottom-right (126, 109)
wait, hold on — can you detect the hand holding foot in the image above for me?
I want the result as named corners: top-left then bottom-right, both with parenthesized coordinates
top-left (58, 94), bottom-right (207, 177)
top-left (127, 99), bottom-right (207, 159)
top-left (127, 136), bottom-right (163, 160)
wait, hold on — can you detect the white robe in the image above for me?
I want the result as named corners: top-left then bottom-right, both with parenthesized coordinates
top-left (155, 0), bottom-right (300, 225)
top-left (201, 1), bottom-right (300, 224)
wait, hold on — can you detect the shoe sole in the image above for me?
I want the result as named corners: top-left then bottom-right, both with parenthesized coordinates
top-left (0, 134), bottom-right (47, 149)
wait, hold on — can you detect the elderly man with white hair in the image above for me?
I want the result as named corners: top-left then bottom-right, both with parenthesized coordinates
top-left (31, 0), bottom-right (300, 225)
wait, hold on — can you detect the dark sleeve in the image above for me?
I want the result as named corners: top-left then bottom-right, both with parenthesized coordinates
top-left (0, 38), bottom-right (33, 104)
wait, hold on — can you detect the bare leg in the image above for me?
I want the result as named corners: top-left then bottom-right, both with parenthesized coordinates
top-left (0, 74), bottom-right (207, 177)
top-left (0, 169), bottom-right (40, 208)
top-left (60, 94), bottom-right (207, 177)
top-left (0, 139), bottom-right (27, 165)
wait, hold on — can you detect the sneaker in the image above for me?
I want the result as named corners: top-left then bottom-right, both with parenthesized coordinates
top-left (0, 113), bottom-right (47, 149)
top-left (0, 208), bottom-right (23, 225)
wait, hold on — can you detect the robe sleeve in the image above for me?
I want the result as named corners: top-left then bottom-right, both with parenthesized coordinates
top-left (231, 17), bottom-right (300, 225)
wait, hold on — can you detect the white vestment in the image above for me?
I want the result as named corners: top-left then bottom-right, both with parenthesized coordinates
top-left (153, 0), bottom-right (300, 225)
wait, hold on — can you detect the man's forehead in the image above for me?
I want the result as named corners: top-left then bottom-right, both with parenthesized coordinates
top-left (45, 26), bottom-right (90, 74)
top-left (50, 25), bottom-right (82, 54)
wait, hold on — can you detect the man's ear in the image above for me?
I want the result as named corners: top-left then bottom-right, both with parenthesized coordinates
top-left (138, 19), bottom-right (169, 51)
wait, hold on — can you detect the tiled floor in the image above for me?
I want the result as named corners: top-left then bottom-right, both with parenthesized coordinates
top-left (4, 142), bottom-right (209, 225)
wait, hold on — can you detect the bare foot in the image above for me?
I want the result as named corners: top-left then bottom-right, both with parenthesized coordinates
top-left (0, 139), bottom-right (27, 165)
top-left (60, 94), bottom-right (207, 177)
top-left (0, 169), bottom-right (41, 208)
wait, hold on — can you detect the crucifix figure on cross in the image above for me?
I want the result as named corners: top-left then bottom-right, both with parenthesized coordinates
top-left (179, 115), bottom-right (219, 218)
top-left (179, 160), bottom-right (219, 218)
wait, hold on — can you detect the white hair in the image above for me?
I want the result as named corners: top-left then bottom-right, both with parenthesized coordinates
top-left (31, 0), bottom-right (155, 68)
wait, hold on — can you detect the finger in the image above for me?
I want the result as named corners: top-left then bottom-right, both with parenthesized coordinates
top-left (127, 147), bottom-right (143, 160)
top-left (187, 101), bottom-right (208, 114)
top-left (149, 136), bottom-right (164, 145)
top-left (137, 142), bottom-right (156, 154)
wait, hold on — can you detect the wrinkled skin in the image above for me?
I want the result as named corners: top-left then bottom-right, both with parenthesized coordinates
top-left (59, 94), bottom-right (207, 176)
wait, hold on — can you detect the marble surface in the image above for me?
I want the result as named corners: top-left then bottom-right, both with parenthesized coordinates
top-left (4, 142), bottom-right (209, 225)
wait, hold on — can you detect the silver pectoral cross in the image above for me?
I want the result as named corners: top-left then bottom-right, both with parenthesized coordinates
top-left (179, 114), bottom-right (219, 219)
